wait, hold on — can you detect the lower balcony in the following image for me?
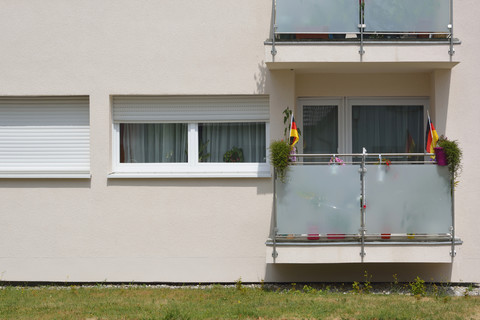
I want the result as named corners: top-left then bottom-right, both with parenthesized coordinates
top-left (267, 153), bottom-right (461, 264)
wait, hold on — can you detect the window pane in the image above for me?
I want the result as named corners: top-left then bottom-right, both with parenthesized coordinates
top-left (303, 105), bottom-right (338, 159)
top-left (198, 122), bottom-right (266, 163)
top-left (352, 105), bottom-right (424, 154)
top-left (120, 123), bottom-right (187, 163)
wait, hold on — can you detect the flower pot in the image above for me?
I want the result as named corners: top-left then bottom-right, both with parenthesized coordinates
top-left (307, 226), bottom-right (320, 240)
top-left (434, 147), bottom-right (448, 166)
top-left (307, 234), bottom-right (320, 240)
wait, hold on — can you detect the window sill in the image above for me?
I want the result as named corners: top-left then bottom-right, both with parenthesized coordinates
top-left (108, 171), bottom-right (271, 179)
top-left (0, 172), bottom-right (91, 179)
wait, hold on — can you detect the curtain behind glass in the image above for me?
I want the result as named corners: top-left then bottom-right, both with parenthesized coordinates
top-left (352, 105), bottom-right (423, 154)
top-left (120, 123), bottom-right (188, 163)
top-left (198, 122), bottom-right (266, 163)
top-left (303, 105), bottom-right (338, 161)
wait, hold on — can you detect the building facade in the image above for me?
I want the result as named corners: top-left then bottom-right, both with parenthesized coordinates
top-left (1, 0), bottom-right (479, 283)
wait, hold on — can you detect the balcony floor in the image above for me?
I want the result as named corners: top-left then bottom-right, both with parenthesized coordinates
top-left (266, 240), bottom-right (462, 264)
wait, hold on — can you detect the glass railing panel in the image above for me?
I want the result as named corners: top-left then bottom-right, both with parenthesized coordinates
top-left (365, 165), bottom-right (452, 234)
top-left (276, 165), bottom-right (361, 235)
top-left (365, 0), bottom-right (450, 33)
top-left (275, 0), bottom-right (359, 34)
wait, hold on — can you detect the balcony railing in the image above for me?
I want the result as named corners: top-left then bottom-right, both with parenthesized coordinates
top-left (271, 152), bottom-right (457, 262)
top-left (274, 0), bottom-right (451, 39)
top-left (270, 0), bottom-right (455, 58)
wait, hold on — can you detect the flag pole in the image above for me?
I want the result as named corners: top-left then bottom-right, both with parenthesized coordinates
top-left (427, 110), bottom-right (433, 140)
top-left (289, 114), bottom-right (293, 145)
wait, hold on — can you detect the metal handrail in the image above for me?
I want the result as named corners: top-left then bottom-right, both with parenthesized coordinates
top-left (293, 153), bottom-right (434, 157)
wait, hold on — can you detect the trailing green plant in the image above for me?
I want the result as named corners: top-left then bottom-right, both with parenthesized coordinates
top-left (437, 135), bottom-right (462, 184)
top-left (270, 107), bottom-right (303, 182)
top-left (269, 139), bottom-right (291, 183)
top-left (409, 276), bottom-right (426, 297)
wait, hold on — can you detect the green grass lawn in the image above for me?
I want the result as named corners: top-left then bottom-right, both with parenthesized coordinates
top-left (0, 285), bottom-right (479, 320)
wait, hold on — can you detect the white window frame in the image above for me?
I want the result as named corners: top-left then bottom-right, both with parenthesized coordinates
top-left (298, 97), bottom-right (429, 154)
top-left (109, 96), bottom-right (271, 178)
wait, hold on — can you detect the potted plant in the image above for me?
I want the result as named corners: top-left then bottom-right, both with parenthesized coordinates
top-left (269, 107), bottom-right (302, 183)
top-left (269, 139), bottom-right (291, 183)
top-left (436, 135), bottom-right (463, 183)
top-left (223, 146), bottom-right (244, 163)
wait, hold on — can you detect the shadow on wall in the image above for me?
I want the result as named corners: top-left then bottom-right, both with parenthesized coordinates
top-left (0, 179), bottom-right (91, 189)
top-left (432, 69), bottom-right (451, 136)
top-left (254, 62), bottom-right (269, 94)
top-left (264, 263), bottom-right (453, 283)
top-left (107, 178), bottom-right (272, 196)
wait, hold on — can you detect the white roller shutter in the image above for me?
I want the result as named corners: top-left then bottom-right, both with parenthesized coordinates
top-left (113, 95), bottom-right (270, 122)
top-left (0, 97), bottom-right (90, 178)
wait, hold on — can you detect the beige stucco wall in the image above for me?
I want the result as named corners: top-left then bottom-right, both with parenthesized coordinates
top-left (0, 0), bottom-right (479, 283)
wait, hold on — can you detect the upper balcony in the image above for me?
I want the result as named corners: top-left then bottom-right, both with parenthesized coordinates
top-left (265, 0), bottom-right (459, 70)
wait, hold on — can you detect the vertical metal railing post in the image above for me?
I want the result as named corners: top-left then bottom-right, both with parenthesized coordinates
top-left (358, 0), bottom-right (365, 60)
top-left (359, 148), bottom-right (367, 261)
top-left (450, 177), bottom-right (456, 259)
top-left (448, 0), bottom-right (454, 59)
top-left (272, 170), bottom-right (278, 263)
top-left (271, 0), bottom-right (277, 61)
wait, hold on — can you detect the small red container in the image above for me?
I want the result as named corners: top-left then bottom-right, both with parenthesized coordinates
top-left (381, 233), bottom-right (391, 239)
top-left (307, 226), bottom-right (320, 240)
top-left (307, 234), bottom-right (320, 240)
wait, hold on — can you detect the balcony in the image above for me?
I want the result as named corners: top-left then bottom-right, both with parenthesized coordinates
top-left (267, 153), bottom-right (461, 264)
top-left (266, 0), bottom-right (458, 68)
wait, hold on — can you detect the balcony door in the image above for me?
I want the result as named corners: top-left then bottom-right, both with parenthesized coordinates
top-left (298, 97), bottom-right (428, 156)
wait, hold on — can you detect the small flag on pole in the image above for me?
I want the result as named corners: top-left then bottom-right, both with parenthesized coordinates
top-left (425, 113), bottom-right (439, 155)
top-left (405, 130), bottom-right (416, 153)
top-left (289, 115), bottom-right (299, 147)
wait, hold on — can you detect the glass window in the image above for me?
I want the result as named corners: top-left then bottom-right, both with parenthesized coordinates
top-left (303, 105), bottom-right (338, 155)
top-left (352, 105), bottom-right (424, 154)
top-left (299, 98), bottom-right (426, 158)
top-left (120, 123), bottom-right (188, 163)
top-left (111, 95), bottom-right (270, 178)
top-left (198, 122), bottom-right (266, 163)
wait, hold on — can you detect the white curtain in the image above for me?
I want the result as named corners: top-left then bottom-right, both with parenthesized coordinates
top-left (120, 123), bottom-right (188, 163)
top-left (352, 105), bottom-right (423, 154)
top-left (198, 122), bottom-right (266, 163)
top-left (303, 105), bottom-right (338, 155)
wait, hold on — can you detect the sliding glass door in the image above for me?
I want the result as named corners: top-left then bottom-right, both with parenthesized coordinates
top-left (299, 98), bottom-right (427, 156)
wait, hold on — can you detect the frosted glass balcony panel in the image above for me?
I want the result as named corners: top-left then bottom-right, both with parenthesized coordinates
top-left (275, 0), bottom-right (359, 34)
top-left (276, 165), bottom-right (361, 235)
top-left (365, 0), bottom-right (450, 33)
top-left (365, 165), bottom-right (452, 234)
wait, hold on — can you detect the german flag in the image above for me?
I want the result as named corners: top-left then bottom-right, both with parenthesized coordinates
top-left (425, 115), bottom-right (439, 155)
top-left (289, 115), bottom-right (299, 147)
